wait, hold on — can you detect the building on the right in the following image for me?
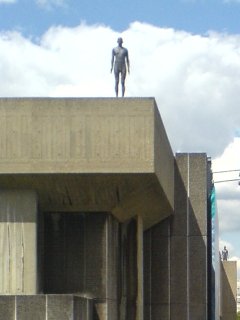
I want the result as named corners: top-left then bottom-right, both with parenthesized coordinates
top-left (208, 168), bottom-right (237, 320)
top-left (237, 280), bottom-right (240, 313)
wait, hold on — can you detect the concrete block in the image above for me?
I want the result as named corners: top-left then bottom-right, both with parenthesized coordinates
top-left (0, 296), bottom-right (15, 320)
top-left (47, 295), bottom-right (73, 320)
top-left (16, 295), bottom-right (45, 320)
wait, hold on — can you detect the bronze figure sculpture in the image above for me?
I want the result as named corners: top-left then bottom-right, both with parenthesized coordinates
top-left (111, 37), bottom-right (130, 97)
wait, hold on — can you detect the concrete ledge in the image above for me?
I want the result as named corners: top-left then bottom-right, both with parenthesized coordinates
top-left (0, 98), bottom-right (174, 228)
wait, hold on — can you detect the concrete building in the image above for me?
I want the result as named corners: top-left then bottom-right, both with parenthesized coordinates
top-left (0, 97), bottom-right (230, 319)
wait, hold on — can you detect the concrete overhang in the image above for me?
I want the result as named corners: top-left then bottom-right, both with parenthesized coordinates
top-left (0, 98), bottom-right (174, 229)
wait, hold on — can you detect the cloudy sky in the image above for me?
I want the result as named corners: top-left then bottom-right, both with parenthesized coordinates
top-left (0, 0), bottom-right (240, 274)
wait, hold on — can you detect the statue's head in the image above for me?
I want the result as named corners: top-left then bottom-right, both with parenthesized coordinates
top-left (117, 37), bottom-right (123, 45)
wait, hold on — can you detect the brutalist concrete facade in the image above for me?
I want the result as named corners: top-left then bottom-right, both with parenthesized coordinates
top-left (0, 98), bottom-right (215, 319)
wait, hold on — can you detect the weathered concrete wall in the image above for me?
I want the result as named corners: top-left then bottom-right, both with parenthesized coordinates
top-left (221, 261), bottom-right (237, 320)
top-left (0, 190), bottom-right (38, 294)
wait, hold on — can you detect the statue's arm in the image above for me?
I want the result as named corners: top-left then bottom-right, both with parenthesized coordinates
top-left (126, 50), bottom-right (130, 74)
top-left (111, 49), bottom-right (115, 73)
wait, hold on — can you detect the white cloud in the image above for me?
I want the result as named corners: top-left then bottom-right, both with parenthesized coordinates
top-left (1, 22), bottom-right (240, 158)
top-left (212, 138), bottom-right (240, 233)
top-left (0, 0), bottom-right (16, 3)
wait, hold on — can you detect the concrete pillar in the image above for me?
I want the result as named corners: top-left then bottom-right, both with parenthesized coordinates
top-left (173, 153), bottom-right (208, 320)
top-left (136, 216), bottom-right (143, 320)
top-left (171, 155), bottom-right (188, 319)
top-left (106, 215), bottom-right (119, 320)
top-left (188, 154), bottom-right (208, 320)
top-left (0, 190), bottom-right (38, 294)
top-left (119, 219), bottom-right (137, 320)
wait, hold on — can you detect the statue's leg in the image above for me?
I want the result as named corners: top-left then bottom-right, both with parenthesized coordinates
top-left (114, 71), bottom-right (119, 97)
top-left (121, 82), bottom-right (125, 97)
top-left (121, 70), bottom-right (126, 97)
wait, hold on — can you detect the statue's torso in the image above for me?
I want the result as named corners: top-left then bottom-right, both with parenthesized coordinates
top-left (113, 46), bottom-right (128, 70)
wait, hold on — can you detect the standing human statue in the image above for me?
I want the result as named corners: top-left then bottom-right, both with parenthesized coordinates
top-left (111, 37), bottom-right (130, 97)
top-left (222, 246), bottom-right (228, 261)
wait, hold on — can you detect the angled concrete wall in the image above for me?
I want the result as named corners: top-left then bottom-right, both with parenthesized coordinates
top-left (221, 261), bottom-right (237, 320)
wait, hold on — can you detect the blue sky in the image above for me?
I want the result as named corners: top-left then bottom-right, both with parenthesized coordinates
top-left (1, 0), bottom-right (240, 37)
top-left (1, 0), bottom-right (240, 275)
